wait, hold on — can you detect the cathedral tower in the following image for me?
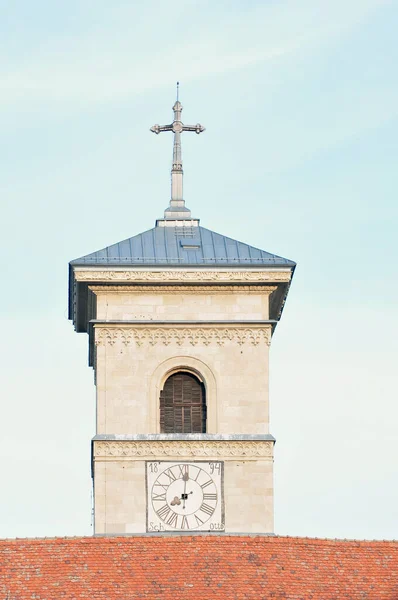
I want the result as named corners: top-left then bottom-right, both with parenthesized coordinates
top-left (68, 92), bottom-right (295, 534)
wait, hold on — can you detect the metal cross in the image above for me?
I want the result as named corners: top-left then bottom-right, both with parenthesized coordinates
top-left (151, 83), bottom-right (205, 216)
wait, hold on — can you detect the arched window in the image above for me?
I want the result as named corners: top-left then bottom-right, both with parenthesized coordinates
top-left (160, 372), bottom-right (206, 434)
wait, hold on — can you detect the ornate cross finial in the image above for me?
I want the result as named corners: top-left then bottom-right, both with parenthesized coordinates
top-left (151, 84), bottom-right (205, 223)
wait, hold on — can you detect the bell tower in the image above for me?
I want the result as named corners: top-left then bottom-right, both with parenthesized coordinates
top-left (69, 90), bottom-right (295, 534)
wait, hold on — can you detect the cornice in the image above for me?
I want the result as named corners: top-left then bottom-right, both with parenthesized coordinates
top-left (88, 285), bottom-right (277, 294)
top-left (93, 434), bottom-right (275, 441)
top-left (75, 270), bottom-right (291, 283)
top-left (94, 325), bottom-right (272, 347)
top-left (93, 439), bottom-right (274, 460)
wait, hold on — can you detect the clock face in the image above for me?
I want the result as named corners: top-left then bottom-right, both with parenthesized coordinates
top-left (146, 461), bottom-right (224, 532)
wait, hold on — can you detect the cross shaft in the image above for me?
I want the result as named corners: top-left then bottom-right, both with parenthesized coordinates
top-left (151, 98), bottom-right (205, 219)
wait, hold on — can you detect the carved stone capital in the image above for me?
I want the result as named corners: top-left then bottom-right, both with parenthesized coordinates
top-left (93, 440), bottom-right (274, 460)
top-left (94, 325), bottom-right (272, 347)
top-left (75, 270), bottom-right (291, 283)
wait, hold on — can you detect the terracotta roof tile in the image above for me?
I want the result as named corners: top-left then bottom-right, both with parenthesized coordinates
top-left (1, 535), bottom-right (397, 599)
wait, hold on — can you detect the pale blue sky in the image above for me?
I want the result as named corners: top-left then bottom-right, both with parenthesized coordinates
top-left (1, 0), bottom-right (397, 539)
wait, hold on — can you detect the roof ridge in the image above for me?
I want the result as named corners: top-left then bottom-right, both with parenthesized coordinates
top-left (1, 534), bottom-right (397, 543)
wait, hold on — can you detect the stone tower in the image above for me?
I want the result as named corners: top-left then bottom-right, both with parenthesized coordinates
top-left (68, 93), bottom-right (295, 534)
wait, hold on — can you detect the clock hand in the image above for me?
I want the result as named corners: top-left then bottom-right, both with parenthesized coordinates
top-left (182, 475), bottom-right (187, 509)
top-left (181, 469), bottom-right (189, 509)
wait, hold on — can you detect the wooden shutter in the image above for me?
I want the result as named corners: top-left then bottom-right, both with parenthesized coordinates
top-left (160, 372), bottom-right (206, 434)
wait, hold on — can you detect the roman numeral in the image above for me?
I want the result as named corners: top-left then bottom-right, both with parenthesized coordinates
top-left (199, 502), bottom-right (214, 516)
top-left (180, 516), bottom-right (189, 530)
top-left (194, 514), bottom-right (204, 526)
top-left (166, 511), bottom-right (178, 528)
top-left (200, 479), bottom-right (213, 489)
top-left (178, 464), bottom-right (189, 478)
top-left (152, 492), bottom-right (166, 502)
top-left (153, 483), bottom-right (168, 492)
top-left (203, 493), bottom-right (217, 501)
top-left (157, 504), bottom-right (171, 521)
top-left (163, 468), bottom-right (176, 482)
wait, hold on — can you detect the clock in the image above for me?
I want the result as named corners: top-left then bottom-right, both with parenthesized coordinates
top-left (146, 461), bottom-right (224, 532)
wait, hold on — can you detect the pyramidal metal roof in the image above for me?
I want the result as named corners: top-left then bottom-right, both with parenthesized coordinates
top-left (70, 225), bottom-right (295, 268)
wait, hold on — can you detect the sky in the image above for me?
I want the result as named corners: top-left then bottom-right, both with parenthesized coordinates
top-left (1, 0), bottom-right (397, 540)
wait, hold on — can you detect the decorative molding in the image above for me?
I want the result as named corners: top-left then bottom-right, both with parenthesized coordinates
top-left (94, 326), bottom-right (271, 347)
top-left (88, 285), bottom-right (277, 294)
top-left (75, 270), bottom-right (291, 283)
top-left (94, 440), bottom-right (274, 459)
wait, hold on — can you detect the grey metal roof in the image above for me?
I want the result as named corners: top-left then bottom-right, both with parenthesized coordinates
top-left (70, 225), bottom-right (295, 267)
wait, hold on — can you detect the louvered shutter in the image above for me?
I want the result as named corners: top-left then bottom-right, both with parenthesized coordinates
top-left (160, 372), bottom-right (206, 434)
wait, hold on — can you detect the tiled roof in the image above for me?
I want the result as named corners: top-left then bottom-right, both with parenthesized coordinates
top-left (1, 535), bottom-right (397, 599)
top-left (70, 226), bottom-right (296, 267)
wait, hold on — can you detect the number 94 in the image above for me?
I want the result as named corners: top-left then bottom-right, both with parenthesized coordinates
top-left (209, 462), bottom-right (221, 475)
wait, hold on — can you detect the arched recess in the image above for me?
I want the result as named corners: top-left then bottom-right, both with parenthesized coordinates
top-left (149, 356), bottom-right (217, 434)
top-left (160, 371), bottom-right (206, 433)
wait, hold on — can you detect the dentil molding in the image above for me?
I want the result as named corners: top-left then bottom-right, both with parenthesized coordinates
top-left (75, 270), bottom-right (291, 283)
top-left (93, 440), bottom-right (274, 459)
top-left (94, 326), bottom-right (271, 347)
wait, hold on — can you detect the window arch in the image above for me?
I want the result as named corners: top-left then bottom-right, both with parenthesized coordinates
top-left (160, 371), bottom-right (207, 434)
